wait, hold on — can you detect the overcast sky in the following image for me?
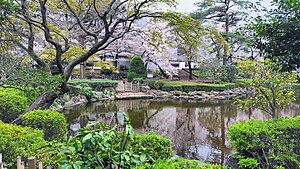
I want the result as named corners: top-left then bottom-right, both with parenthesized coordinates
top-left (174, 0), bottom-right (272, 14)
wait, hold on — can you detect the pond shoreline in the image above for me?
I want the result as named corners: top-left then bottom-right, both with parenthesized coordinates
top-left (51, 87), bottom-right (250, 111)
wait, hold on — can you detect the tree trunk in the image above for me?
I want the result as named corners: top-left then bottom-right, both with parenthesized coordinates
top-left (188, 60), bottom-right (192, 80)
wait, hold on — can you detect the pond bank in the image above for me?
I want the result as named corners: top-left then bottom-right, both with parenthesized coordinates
top-left (52, 87), bottom-right (250, 111)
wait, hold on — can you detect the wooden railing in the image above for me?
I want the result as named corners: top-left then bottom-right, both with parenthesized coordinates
top-left (0, 153), bottom-right (46, 169)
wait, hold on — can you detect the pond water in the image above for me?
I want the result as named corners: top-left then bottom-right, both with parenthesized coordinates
top-left (64, 99), bottom-right (300, 165)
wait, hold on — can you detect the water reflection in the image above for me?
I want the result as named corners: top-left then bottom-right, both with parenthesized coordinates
top-left (64, 99), bottom-right (300, 164)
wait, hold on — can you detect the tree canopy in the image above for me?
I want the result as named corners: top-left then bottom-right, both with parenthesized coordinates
top-left (249, 0), bottom-right (300, 71)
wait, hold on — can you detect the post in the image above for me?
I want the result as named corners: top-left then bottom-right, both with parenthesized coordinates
top-left (21, 162), bottom-right (25, 169)
top-left (38, 160), bottom-right (43, 169)
top-left (0, 153), bottom-right (2, 169)
top-left (28, 157), bottom-right (36, 169)
top-left (17, 156), bottom-right (21, 169)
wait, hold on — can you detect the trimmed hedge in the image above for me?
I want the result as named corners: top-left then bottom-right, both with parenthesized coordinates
top-left (135, 158), bottom-right (222, 169)
top-left (228, 117), bottom-right (300, 169)
top-left (0, 121), bottom-right (46, 167)
top-left (68, 79), bottom-right (118, 91)
top-left (161, 81), bottom-right (236, 92)
top-left (132, 132), bottom-right (172, 162)
top-left (0, 87), bottom-right (29, 122)
top-left (128, 56), bottom-right (146, 82)
top-left (22, 110), bottom-right (67, 141)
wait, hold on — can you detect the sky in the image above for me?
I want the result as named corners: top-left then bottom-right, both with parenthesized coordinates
top-left (173, 0), bottom-right (272, 14)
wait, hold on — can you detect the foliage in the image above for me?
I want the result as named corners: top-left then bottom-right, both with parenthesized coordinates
top-left (235, 79), bottom-right (251, 88)
top-left (249, 0), bottom-right (300, 71)
top-left (22, 109), bottom-right (67, 141)
top-left (220, 65), bottom-right (238, 82)
top-left (135, 158), bottom-right (222, 169)
top-left (128, 56), bottom-right (146, 82)
top-left (235, 59), bottom-right (296, 118)
top-left (161, 12), bottom-right (229, 79)
top-left (191, 0), bottom-right (251, 65)
top-left (54, 113), bottom-right (172, 169)
top-left (161, 81), bottom-right (235, 92)
top-left (0, 87), bottom-right (29, 122)
top-left (228, 117), bottom-right (300, 169)
top-left (0, 121), bottom-right (46, 168)
top-left (68, 79), bottom-right (118, 91)
top-left (238, 158), bottom-right (259, 169)
top-left (95, 60), bottom-right (116, 75)
top-left (293, 83), bottom-right (300, 93)
top-left (132, 132), bottom-right (172, 162)
top-left (198, 58), bottom-right (222, 82)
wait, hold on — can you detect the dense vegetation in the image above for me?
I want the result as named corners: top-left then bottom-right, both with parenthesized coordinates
top-left (128, 56), bottom-right (146, 82)
top-left (22, 110), bottom-right (67, 141)
top-left (228, 117), bottom-right (300, 168)
top-left (0, 121), bottom-right (46, 168)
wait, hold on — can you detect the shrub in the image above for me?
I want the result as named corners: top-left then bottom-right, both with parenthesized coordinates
top-left (0, 87), bottom-right (29, 122)
top-left (235, 79), bottom-right (251, 88)
top-left (228, 117), bottom-right (300, 169)
top-left (68, 79), bottom-right (119, 91)
top-left (143, 79), bottom-right (156, 89)
top-left (293, 83), bottom-right (300, 93)
top-left (220, 65), bottom-right (238, 82)
top-left (0, 121), bottom-right (46, 168)
top-left (54, 113), bottom-right (173, 169)
top-left (153, 80), bottom-right (164, 90)
top-left (22, 110), bottom-right (67, 141)
top-left (135, 158), bottom-right (223, 169)
top-left (128, 56), bottom-right (146, 82)
top-left (132, 132), bottom-right (172, 163)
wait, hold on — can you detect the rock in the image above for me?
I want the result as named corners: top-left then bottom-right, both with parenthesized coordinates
top-left (141, 86), bottom-right (150, 92)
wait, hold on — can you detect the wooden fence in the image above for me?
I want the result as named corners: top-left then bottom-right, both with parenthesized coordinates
top-left (116, 82), bottom-right (149, 92)
top-left (0, 153), bottom-right (46, 169)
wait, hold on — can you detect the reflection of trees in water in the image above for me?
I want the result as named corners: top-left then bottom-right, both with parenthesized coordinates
top-left (65, 99), bottom-right (300, 163)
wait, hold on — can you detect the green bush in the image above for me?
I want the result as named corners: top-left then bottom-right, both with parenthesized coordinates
top-left (220, 65), bottom-right (238, 82)
top-left (22, 110), bottom-right (67, 141)
top-left (228, 117), bottom-right (300, 169)
top-left (132, 132), bottom-right (172, 162)
top-left (153, 80), bottom-right (164, 90)
top-left (0, 121), bottom-right (46, 168)
top-left (68, 79), bottom-right (118, 91)
top-left (235, 79), bottom-right (251, 88)
top-left (0, 87), bottom-right (29, 122)
top-left (293, 83), bottom-right (300, 93)
top-left (135, 158), bottom-right (222, 169)
top-left (144, 79), bottom-right (156, 89)
top-left (54, 113), bottom-right (173, 169)
top-left (127, 56), bottom-right (146, 82)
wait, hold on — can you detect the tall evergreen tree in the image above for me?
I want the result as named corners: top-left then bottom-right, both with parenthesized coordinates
top-left (190, 0), bottom-right (251, 65)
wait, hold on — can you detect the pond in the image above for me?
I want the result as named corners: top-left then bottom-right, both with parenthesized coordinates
top-left (64, 99), bottom-right (300, 165)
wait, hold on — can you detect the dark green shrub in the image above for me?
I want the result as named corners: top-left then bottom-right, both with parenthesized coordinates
top-left (0, 87), bottom-right (29, 122)
top-left (220, 65), bottom-right (238, 82)
top-left (293, 83), bottom-right (300, 93)
top-left (22, 110), bottom-right (67, 141)
top-left (153, 80), bottom-right (164, 90)
top-left (144, 79), bottom-right (156, 89)
top-left (161, 85), bottom-right (183, 91)
top-left (127, 56), bottom-right (146, 82)
top-left (228, 117), bottom-right (300, 169)
top-left (0, 121), bottom-right (46, 168)
top-left (132, 132), bottom-right (172, 162)
top-left (68, 79), bottom-right (118, 91)
top-left (135, 158), bottom-right (223, 169)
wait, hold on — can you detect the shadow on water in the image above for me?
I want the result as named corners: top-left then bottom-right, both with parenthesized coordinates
top-left (63, 99), bottom-right (300, 165)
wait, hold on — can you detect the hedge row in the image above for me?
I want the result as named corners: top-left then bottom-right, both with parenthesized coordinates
top-left (135, 158), bottom-right (223, 169)
top-left (144, 79), bottom-right (236, 92)
top-left (68, 79), bottom-right (119, 91)
top-left (228, 117), bottom-right (300, 169)
top-left (0, 121), bottom-right (46, 168)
